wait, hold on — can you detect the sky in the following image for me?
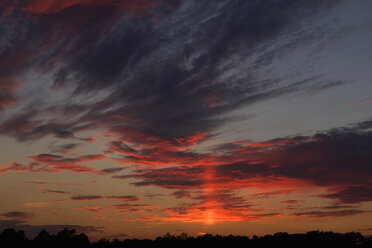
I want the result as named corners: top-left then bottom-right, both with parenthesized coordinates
top-left (1, 0), bottom-right (372, 240)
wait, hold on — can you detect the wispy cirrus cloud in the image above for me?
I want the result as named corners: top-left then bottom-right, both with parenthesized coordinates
top-left (0, 0), bottom-right (345, 146)
top-left (343, 97), bottom-right (372, 108)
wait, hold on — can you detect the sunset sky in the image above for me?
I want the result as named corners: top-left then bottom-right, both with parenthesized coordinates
top-left (1, 0), bottom-right (372, 240)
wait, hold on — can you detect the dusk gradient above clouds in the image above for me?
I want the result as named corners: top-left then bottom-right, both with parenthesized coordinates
top-left (1, 0), bottom-right (372, 239)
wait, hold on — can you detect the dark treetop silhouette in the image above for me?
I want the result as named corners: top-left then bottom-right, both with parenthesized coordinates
top-left (1, 228), bottom-right (372, 248)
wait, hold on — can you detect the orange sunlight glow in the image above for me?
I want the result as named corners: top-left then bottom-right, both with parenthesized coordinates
top-left (202, 166), bottom-right (217, 225)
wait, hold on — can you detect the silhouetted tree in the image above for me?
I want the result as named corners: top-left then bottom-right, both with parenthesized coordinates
top-left (33, 229), bottom-right (51, 248)
top-left (34, 229), bottom-right (50, 241)
top-left (1, 228), bottom-right (372, 248)
top-left (0, 228), bottom-right (28, 247)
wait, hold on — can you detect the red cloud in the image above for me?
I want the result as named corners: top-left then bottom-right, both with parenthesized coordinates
top-left (108, 130), bottom-right (231, 167)
top-left (0, 78), bottom-right (21, 111)
top-left (24, 153), bottom-right (106, 174)
top-left (22, 0), bottom-right (159, 16)
top-left (1, 153), bottom-right (107, 174)
top-left (0, 162), bottom-right (49, 174)
top-left (112, 126), bottom-right (372, 218)
top-left (174, 132), bottom-right (209, 147)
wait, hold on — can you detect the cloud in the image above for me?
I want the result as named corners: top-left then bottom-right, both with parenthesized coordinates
top-left (0, 160), bottom-right (97, 174)
top-left (0, 91), bottom-right (17, 111)
top-left (0, 0), bottom-right (345, 147)
top-left (0, 162), bottom-right (50, 174)
top-left (128, 166), bottom-right (206, 189)
top-left (74, 205), bottom-right (104, 213)
top-left (317, 186), bottom-right (372, 204)
top-left (111, 119), bottom-right (372, 223)
top-left (71, 194), bottom-right (140, 202)
top-left (99, 167), bottom-right (126, 174)
top-left (110, 203), bottom-right (158, 213)
top-left (71, 195), bottom-right (103, 201)
top-left (280, 200), bottom-right (305, 205)
top-left (22, 0), bottom-right (159, 15)
top-left (5, 153), bottom-right (108, 174)
top-left (171, 190), bottom-right (191, 199)
top-left (118, 119), bottom-right (372, 207)
top-left (42, 190), bottom-right (70, 194)
top-left (291, 210), bottom-right (370, 218)
top-left (28, 153), bottom-right (105, 165)
top-left (0, 114), bottom-right (79, 142)
top-left (343, 97), bottom-right (372, 108)
top-left (1, 211), bottom-right (35, 220)
top-left (106, 195), bottom-right (140, 202)
top-left (49, 143), bottom-right (82, 154)
top-left (321, 204), bottom-right (355, 210)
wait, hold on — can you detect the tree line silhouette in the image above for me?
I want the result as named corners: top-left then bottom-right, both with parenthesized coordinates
top-left (1, 228), bottom-right (371, 248)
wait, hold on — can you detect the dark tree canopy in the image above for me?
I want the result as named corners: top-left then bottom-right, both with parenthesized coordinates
top-left (0, 228), bottom-right (371, 248)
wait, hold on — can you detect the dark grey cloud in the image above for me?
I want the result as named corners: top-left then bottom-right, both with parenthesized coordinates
top-left (70, 194), bottom-right (140, 202)
top-left (129, 166), bottom-right (206, 189)
top-left (0, 111), bottom-right (77, 142)
top-left (320, 204), bottom-right (355, 210)
top-left (171, 190), bottom-right (191, 199)
top-left (99, 167), bottom-right (126, 174)
top-left (291, 210), bottom-right (369, 218)
top-left (106, 195), bottom-right (140, 202)
top-left (71, 195), bottom-right (103, 201)
top-left (49, 143), bottom-right (81, 154)
top-left (317, 187), bottom-right (372, 204)
top-left (0, 0), bottom-right (346, 143)
top-left (110, 203), bottom-right (157, 213)
top-left (42, 190), bottom-right (70, 194)
top-left (1, 211), bottom-right (35, 220)
top-left (74, 0), bottom-right (340, 139)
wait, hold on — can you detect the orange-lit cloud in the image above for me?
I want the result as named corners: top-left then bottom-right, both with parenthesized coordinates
top-left (343, 97), bottom-right (372, 108)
